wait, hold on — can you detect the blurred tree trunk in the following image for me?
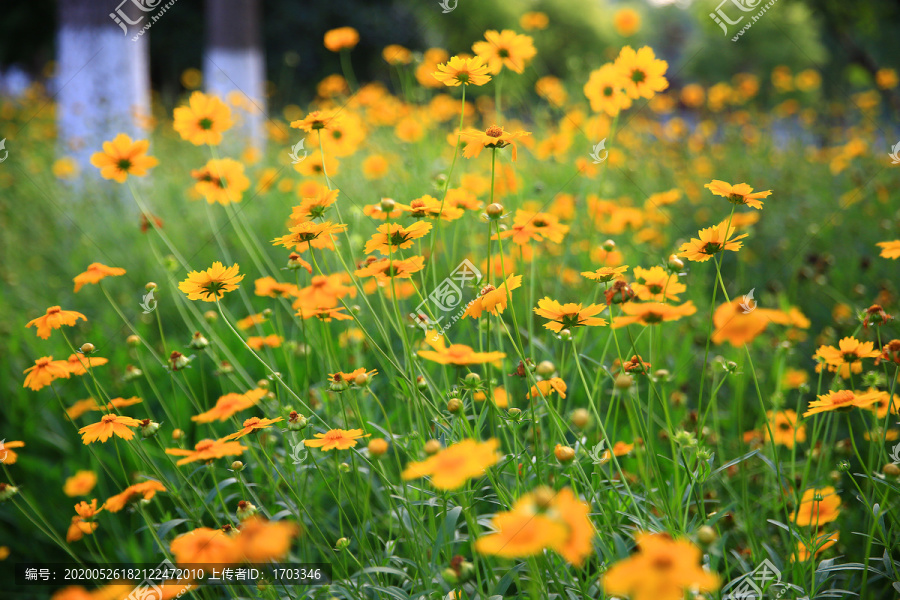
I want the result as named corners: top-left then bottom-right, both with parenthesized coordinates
top-left (204, 0), bottom-right (266, 152)
top-left (56, 0), bottom-right (151, 176)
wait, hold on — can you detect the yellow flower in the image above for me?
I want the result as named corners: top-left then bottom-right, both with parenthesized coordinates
top-left (173, 91), bottom-right (233, 145)
top-left (191, 158), bottom-right (250, 205)
top-left (89, 133), bottom-right (158, 182)
top-left (814, 337), bottom-right (881, 378)
top-left (305, 428), bottom-right (369, 451)
top-left (584, 63), bottom-right (633, 117)
top-left (178, 261), bottom-right (244, 302)
top-left (433, 56), bottom-right (492, 87)
top-left (364, 221), bottom-right (433, 255)
top-left (222, 417), bottom-right (284, 441)
top-left (534, 298), bottom-right (607, 333)
top-left (614, 46), bottom-right (668, 100)
top-left (611, 301), bottom-right (696, 328)
top-left (25, 306), bottom-right (87, 340)
top-left (581, 265), bottom-right (629, 283)
top-left (402, 439), bottom-right (501, 490)
top-left (417, 332), bottom-right (506, 366)
top-left (23, 356), bottom-right (71, 391)
top-left (613, 8), bottom-right (642, 36)
top-left (678, 221), bottom-right (748, 262)
top-left (519, 12), bottom-right (549, 31)
top-left (78, 414), bottom-right (143, 444)
top-left (602, 532), bottom-right (720, 600)
top-left (876, 240), bottom-right (900, 259)
top-left (165, 438), bottom-right (247, 466)
top-left (527, 377), bottom-right (567, 400)
top-left (704, 179), bottom-right (772, 209)
top-left (803, 389), bottom-right (888, 417)
top-left (472, 30), bottom-right (537, 74)
top-left (461, 125), bottom-right (531, 161)
top-left (355, 256), bottom-right (426, 283)
top-left (324, 27), bottom-right (359, 52)
top-left (73, 263), bottom-right (126, 293)
top-left (792, 487), bottom-right (841, 526)
top-left (464, 274), bottom-right (522, 318)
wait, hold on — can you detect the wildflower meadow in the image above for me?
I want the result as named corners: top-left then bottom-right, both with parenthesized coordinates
top-left (2, 2), bottom-right (900, 599)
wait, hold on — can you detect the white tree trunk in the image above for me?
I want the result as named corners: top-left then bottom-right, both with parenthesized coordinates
top-left (204, 0), bottom-right (266, 153)
top-left (56, 0), bottom-right (151, 176)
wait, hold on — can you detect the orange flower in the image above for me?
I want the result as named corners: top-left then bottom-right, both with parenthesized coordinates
top-left (796, 531), bottom-right (839, 562)
top-left (73, 263), bottom-right (126, 292)
top-left (222, 417), bottom-right (284, 441)
top-left (173, 91), bottom-right (233, 146)
top-left (165, 438), bottom-right (247, 466)
top-left (631, 266), bottom-right (685, 302)
top-left (678, 221), bottom-right (748, 262)
top-left (328, 368), bottom-right (378, 387)
top-left (418, 332), bottom-right (506, 365)
top-left (814, 337), bottom-right (881, 378)
top-left (105, 480), bottom-right (166, 512)
top-left (191, 158), bottom-right (250, 205)
top-left (876, 240), bottom-right (900, 259)
top-left (25, 306), bottom-right (87, 340)
top-left (473, 386), bottom-right (509, 408)
top-left (464, 274), bottom-right (522, 318)
top-left (527, 377), bottom-right (567, 400)
top-left (295, 304), bottom-right (353, 322)
top-left (246, 334), bottom-right (283, 349)
top-left (354, 256), bottom-right (426, 283)
top-left (534, 298), bottom-right (607, 333)
top-left (433, 56), bottom-right (492, 87)
top-left (461, 125), bottom-right (531, 161)
top-left (23, 356), bottom-right (71, 390)
top-left (0, 440), bottom-right (24, 465)
top-left (78, 414), bottom-right (143, 444)
top-left (704, 179), bottom-right (772, 209)
top-left (613, 8), bottom-right (641, 36)
top-left (614, 46), bottom-right (669, 100)
top-left (324, 27), bottom-right (359, 52)
top-left (89, 133), bottom-right (159, 182)
top-left (237, 516), bottom-right (301, 563)
top-left (304, 428), bottom-right (370, 451)
top-left (583, 63), bottom-right (633, 117)
top-left (602, 532), bottom-right (720, 600)
top-left (581, 265), bottom-right (629, 283)
top-left (63, 471), bottom-right (98, 497)
top-left (192, 388), bottom-right (266, 423)
top-left (803, 389), bottom-right (888, 417)
top-left (520, 11), bottom-right (549, 31)
top-left (792, 487), bottom-right (841, 526)
top-left (178, 261), bottom-right (244, 302)
top-left (364, 221), bottom-right (433, 255)
top-left (64, 354), bottom-right (108, 376)
top-left (254, 276), bottom-right (299, 299)
top-left (397, 195), bottom-right (464, 220)
top-left (293, 273), bottom-right (356, 308)
top-left (611, 301), bottom-right (696, 328)
top-left (402, 439), bottom-right (501, 490)
top-left (170, 527), bottom-right (242, 566)
top-left (272, 221), bottom-right (348, 252)
top-left (291, 188), bottom-right (341, 221)
top-left (472, 30), bottom-right (537, 74)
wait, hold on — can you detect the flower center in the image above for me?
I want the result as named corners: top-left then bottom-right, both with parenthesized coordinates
top-left (831, 391), bottom-right (855, 405)
top-left (603, 86), bottom-right (614, 97)
top-left (631, 69), bottom-right (646, 84)
top-left (486, 125), bottom-right (504, 138)
top-left (198, 118), bottom-right (214, 130)
top-left (703, 242), bottom-right (723, 255)
top-left (117, 158), bottom-right (133, 171)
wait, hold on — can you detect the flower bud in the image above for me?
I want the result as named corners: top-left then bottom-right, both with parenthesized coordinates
top-left (231, 461), bottom-right (244, 471)
top-left (837, 459), bottom-right (851, 473)
top-left (602, 239), bottom-right (616, 251)
top-left (168, 351), bottom-right (191, 371)
top-left (507, 408), bottom-right (522, 420)
top-left (335, 537), bottom-right (351, 550)
top-left (172, 429), bottom-right (184, 441)
top-left (571, 408), bottom-right (591, 429)
top-left (697, 525), bottom-right (717, 545)
top-left (368, 438), bottom-right (389, 458)
top-left (126, 334), bottom-right (141, 346)
top-left (380, 197), bottom-right (396, 213)
top-left (145, 282), bottom-right (158, 292)
top-left (354, 372), bottom-right (370, 387)
top-left (140, 420), bottom-right (160, 438)
top-left (554, 444), bottom-right (576, 463)
top-left (424, 440), bottom-right (442, 455)
top-left (614, 373), bottom-right (633, 389)
top-left (189, 331), bottom-right (209, 350)
top-left (447, 398), bottom-right (463, 413)
top-left (123, 364), bottom-right (143, 382)
top-left (339, 462), bottom-right (351, 473)
top-left (216, 360), bottom-right (234, 375)
top-left (485, 203), bottom-right (504, 220)
top-left (80, 343), bottom-right (95, 355)
top-left (203, 310), bottom-right (218, 322)
top-left (667, 254), bottom-right (685, 271)
top-left (883, 463), bottom-right (900, 477)
top-left (0, 483), bottom-right (20, 502)
top-left (416, 375), bottom-right (428, 390)
top-left (236, 500), bottom-right (257, 520)
top-left (532, 486), bottom-right (555, 509)
top-left (536, 360), bottom-right (556, 378)
top-left (558, 328), bottom-right (572, 341)
top-left (287, 411), bottom-right (309, 431)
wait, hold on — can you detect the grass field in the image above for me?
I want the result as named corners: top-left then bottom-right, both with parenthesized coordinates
top-left (2, 22), bottom-right (900, 600)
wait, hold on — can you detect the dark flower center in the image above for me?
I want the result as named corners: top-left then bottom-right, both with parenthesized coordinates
top-left (631, 69), bottom-right (646, 84)
top-left (198, 118), bottom-right (214, 130)
top-left (117, 158), bottom-right (133, 171)
top-left (486, 125), bottom-right (504, 138)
